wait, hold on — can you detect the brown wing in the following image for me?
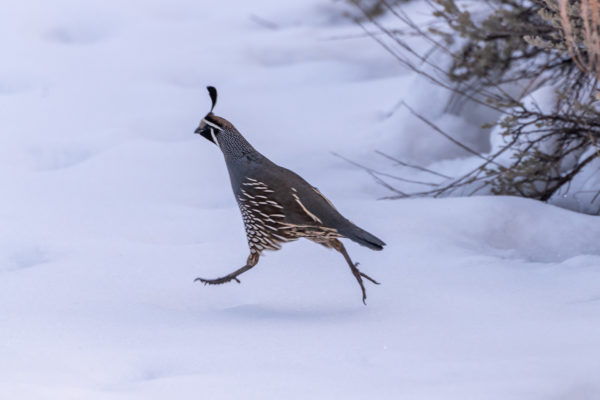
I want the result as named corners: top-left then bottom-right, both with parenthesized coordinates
top-left (236, 177), bottom-right (341, 254)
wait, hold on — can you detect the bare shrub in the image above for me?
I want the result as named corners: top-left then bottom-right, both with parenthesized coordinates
top-left (350, 0), bottom-right (600, 213)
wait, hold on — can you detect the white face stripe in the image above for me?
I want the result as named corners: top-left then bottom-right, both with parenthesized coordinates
top-left (202, 118), bottom-right (224, 131)
top-left (210, 127), bottom-right (220, 148)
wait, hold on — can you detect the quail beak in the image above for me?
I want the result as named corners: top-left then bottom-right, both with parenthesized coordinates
top-left (195, 122), bottom-right (220, 147)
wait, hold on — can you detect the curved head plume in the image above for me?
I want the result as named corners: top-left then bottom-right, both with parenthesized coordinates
top-left (207, 86), bottom-right (217, 112)
top-left (194, 86), bottom-right (224, 146)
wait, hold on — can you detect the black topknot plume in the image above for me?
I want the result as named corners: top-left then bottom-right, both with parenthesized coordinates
top-left (207, 86), bottom-right (217, 112)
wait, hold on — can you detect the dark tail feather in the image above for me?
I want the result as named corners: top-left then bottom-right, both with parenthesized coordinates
top-left (339, 223), bottom-right (386, 251)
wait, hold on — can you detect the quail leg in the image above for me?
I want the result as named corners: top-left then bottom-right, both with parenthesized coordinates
top-left (195, 253), bottom-right (259, 285)
top-left (331, 239), bottom-right (379, 304)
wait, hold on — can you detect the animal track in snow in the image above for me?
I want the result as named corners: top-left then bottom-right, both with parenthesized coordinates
top-left (0, 79), bottom-right (30, 95)
top-left (44, 22), bottom-right (114, 46)
top-left (3, 246), bottom-right (53, 272)
top-left (29, 146), bottom-right (95, 171)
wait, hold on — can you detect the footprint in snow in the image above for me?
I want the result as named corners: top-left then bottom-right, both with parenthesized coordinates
top-left (1, 246), bottom-right (53, 272)
top-left (44, 23), bottom-right (113, 46)
top-left (29, 146), bottom-right (95, 171)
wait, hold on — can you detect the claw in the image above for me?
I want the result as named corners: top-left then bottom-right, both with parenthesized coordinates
top-left (360, 272), bottom-right (380, 285)
top-left (194, 276), bottom-right (242, 285)
top-left (195, 254), bottom-right (259, 287)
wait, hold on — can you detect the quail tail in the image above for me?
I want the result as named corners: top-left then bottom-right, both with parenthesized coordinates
top-left (338, 223), bottom-right (386, 251)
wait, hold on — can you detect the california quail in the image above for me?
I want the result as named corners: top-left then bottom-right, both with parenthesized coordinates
top-left (194, 86), bottom-right (386, 303)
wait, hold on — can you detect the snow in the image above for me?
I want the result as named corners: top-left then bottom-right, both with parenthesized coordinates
top-left (1, 0), bottom-right (600, 399)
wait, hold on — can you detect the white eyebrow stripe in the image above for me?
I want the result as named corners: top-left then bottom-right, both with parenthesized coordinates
top-left (202, 118), bottom-right (224, 131)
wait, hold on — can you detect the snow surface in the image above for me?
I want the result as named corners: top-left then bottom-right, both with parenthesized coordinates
top-left (1, 1), bottom-right (600, 399)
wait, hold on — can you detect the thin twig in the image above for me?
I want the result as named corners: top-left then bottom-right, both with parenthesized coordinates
top-left (400, 101), bottom-right (495, 163)
top-left (375, 150), bottom-right (452, 179)
top-left (332, 152), bottom-right (440, 187)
